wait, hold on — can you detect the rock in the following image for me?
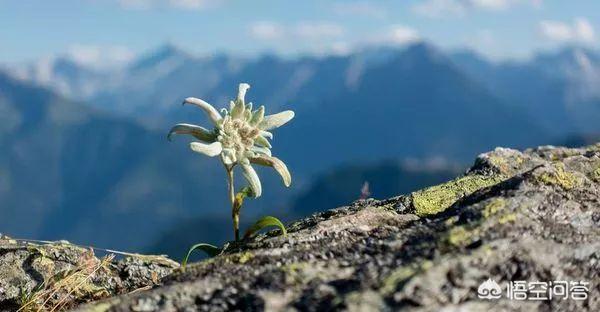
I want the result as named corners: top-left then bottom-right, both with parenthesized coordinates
top-left (0, 237), bottom-right (178, 311)
top-left (5, 144), bottom-right (600, 311)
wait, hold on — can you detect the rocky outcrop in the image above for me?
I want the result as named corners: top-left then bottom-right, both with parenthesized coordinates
top-left (3, 144), bottom-right (600, 311)
top-left (0, 238), bottom-right (178, 311)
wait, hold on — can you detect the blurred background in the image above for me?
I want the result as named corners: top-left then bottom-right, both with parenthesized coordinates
top-left (0, 1), bottom-right (599, 258)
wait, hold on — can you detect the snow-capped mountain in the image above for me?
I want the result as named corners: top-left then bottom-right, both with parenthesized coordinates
top-left (9, 42), bottom-right (600, 136)
top-left (7, 56), bottom-right (113, 99)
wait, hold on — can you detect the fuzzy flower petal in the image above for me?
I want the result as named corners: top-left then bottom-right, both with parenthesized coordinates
top-left (259, 111), bottom-right (295, 130)
top-left (221, 148), bottom-right (237, 165)
top-left (250, 155), bottom-right (291, 187)
top-left (183, 97), bottom-right (223, 125)
top-left (190, 141), bottom-right (223, 157)
top-left (250, 106), bottom-right (265, 126)
top-left (251, 146), bottom-right (272, 157)
top-left (241, 163), bottom-right (262, 197)
top-left (254, 135), bottom-right (272, 148)
top-left (259, 130), bottom-right (273, 139)
top-left (237, 83), bottom-right (250, 103)
top-left (167, 123), bottom-right (215, 142)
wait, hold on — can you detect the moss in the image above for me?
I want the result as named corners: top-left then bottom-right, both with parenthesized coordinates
top-left (590, 143), bottom-right (600, 153)
top-left (377, 202), bottom-right (397, 213)
top-left (485, 152), bottom-right (526, 175)
top-left (221, 251), bottom-right (254, 265)
top-left (344, 290), bottom-right (385, 310)
top-left (498, 213), bottom-right (517, 224)
top-left (380, 267), bottom-right (415, 296)
top-left (480, 244), bottom-right (493, 254)
top-left (34, 252), bottom-right (56, 268)
top-left (282, 262), bottom-right (332, 286)
top-left (411, 174), bottom-right (505, 217)
top-left (235, 251), bottom-right (254, 264)
top-left (86, 302), bottom-right (113, 312)
top-left (379, 261), bottom-right (432, 296)
top-left (483, 198), bottom-right (505, 218)
top-left (486, 155), bottom-right (512, 174)
top-left (443, 215), bottom-right (460, 226)
top-left (283, 262), bottom-right (305, 273)
top-left (591, 166), bottom-right (600, 183)
top-left (447, 226), bottom-right (479, 247)
top-left (282, 262), bottom-right (311, 285)
top-left (537, 163), bottom-right (581, 190)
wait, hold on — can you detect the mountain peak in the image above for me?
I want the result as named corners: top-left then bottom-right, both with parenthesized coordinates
top-left (402, 41), bottom-right (444, 60)
top-left (128, 43), bottom-right (190, 72)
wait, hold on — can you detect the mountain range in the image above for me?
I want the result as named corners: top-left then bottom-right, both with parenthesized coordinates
top-left (11, 43), bottom-right (600, 139)
top-left (450, 47), bottom-right (600, 135)
top-left (1, 42), bottom-right (599, 255)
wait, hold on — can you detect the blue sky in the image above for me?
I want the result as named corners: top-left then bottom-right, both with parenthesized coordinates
top-left (1, 0), bottom-right (598, 66)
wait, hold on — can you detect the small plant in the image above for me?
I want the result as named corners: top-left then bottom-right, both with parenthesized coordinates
top-left (168, 83), bottom-right (294, 265)
top-left (17, 250), bottom-right (112, 312)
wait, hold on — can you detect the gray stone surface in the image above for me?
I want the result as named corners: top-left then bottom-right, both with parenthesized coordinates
top-left (0, 238), bottom-right (178, 311)
top-left (4, 144), bottom-right (600, 311)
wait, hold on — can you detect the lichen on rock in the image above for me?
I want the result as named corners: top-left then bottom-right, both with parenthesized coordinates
top-left (410, 173), bottom-right (506, 216)
top-left (535, 163), bottom-right (583, 190)
top-left (591, 166), bottom-right (600, 182)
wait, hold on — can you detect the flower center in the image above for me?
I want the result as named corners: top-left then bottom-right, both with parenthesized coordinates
top-left (219, 118), bottom-right (259, 154)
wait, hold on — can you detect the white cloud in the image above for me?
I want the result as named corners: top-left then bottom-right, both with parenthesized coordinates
top-left (250, 21), bottom-right (284, 40)
top-left (169, 0), bottom-right (212, 9)
top-left (332, 2), bottom-right (387, 19)
top-left (413, 0), bottom-right (541, 18)
top-left (384, 25), bottom-right (420, 45)
top-left (345, 25), bottom-right (420, 49)
top-left (249, 21), bottom-right (421, 56)
top-left (539, 18), bottom-right (595, 44)
top-left (118, 0), bottom-right (220, 10)
top-left (574, 18), bottom-right (595, 43)
top-left (471, 0), bottom-right (511, 10)
top-left (294, 22), bottom-right (345, 39)
top-left (249, 21), bottom-right (345, 41)
top-left (329, 42), bottom-right (352, 56)
top-left (413, 0), bottom-right (466, 18)
top-left (539, 21), bottom-right (572, 42)
top-left (312, 25), bottom-right (420, 56)
top-left (66, 45), bottom-right (135, 69)
top-left (355, 24), bottom-right (421, 47)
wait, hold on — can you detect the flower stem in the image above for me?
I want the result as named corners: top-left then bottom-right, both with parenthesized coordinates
top-left (226, 166), bottom-right (239, 241)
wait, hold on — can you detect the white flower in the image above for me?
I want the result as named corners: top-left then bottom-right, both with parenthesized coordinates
top-left (168, 83), bottom-right (294, 197)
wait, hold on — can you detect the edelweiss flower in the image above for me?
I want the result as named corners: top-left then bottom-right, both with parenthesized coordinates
top-left (168, 83), bottom-right (294, 197)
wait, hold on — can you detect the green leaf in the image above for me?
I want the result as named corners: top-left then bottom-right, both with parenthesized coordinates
top-left (243, 216), bottom-right (287, 239)
top-left (239, 186), bottom-right (255, 198)
top-left (234, 186), bottom-right (254, 213)
top-left (181, 243), bottom-right (221, 268)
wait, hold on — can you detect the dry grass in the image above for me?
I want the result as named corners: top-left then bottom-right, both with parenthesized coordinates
top-left (18, 249), bottom-right (114, 312)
